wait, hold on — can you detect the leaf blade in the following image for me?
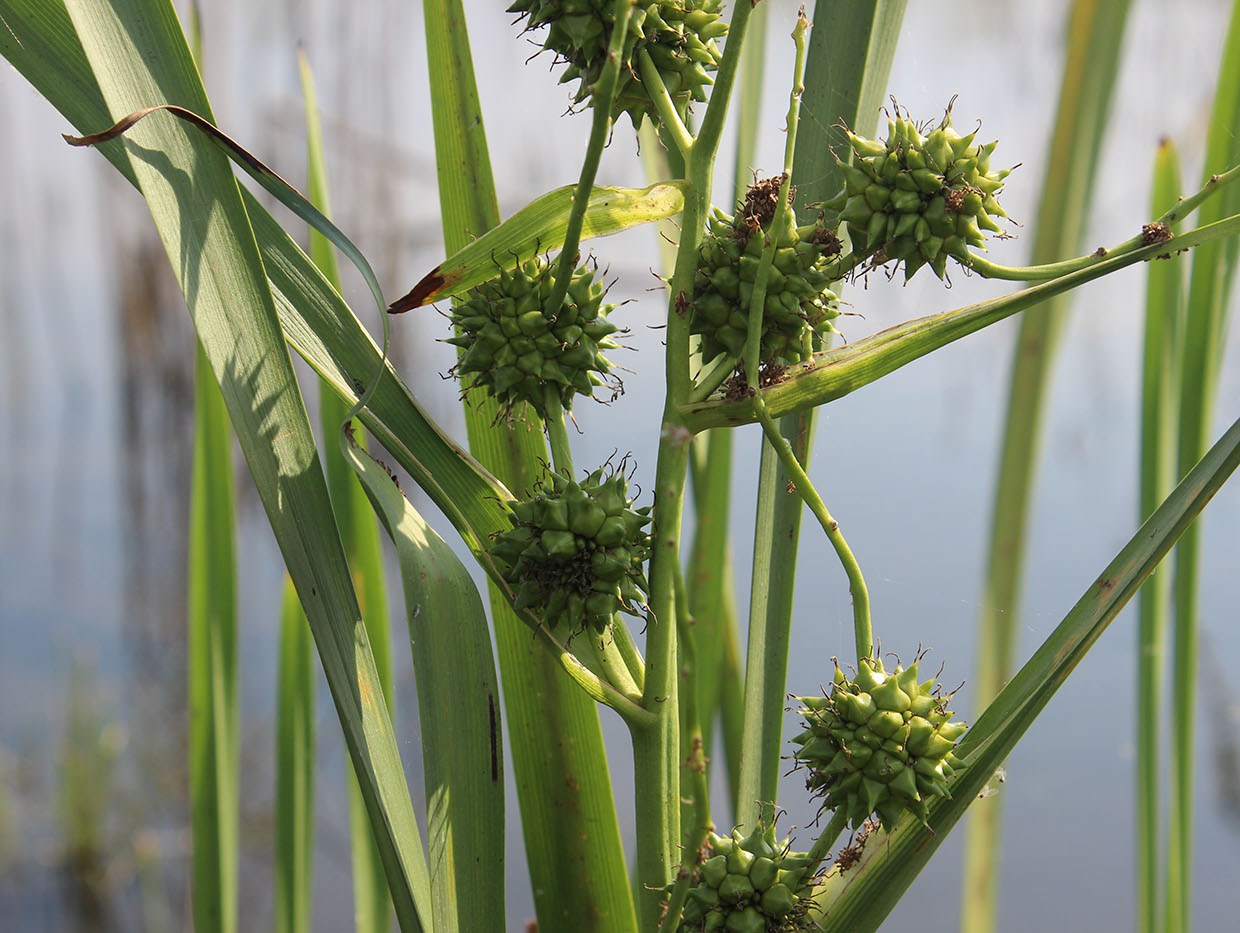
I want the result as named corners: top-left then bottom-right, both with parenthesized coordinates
top-left (389, 180), bottom-right (688, 312)
top-left (55, 0), bottom-right (432, 926)
top-left (344, 443), bottom-right (505, 933)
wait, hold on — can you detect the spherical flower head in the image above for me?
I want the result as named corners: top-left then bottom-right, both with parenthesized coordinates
top-left (691, 175), bottom-right (841, 373)
top-left (446, 256), bottom-right (620, 420)
top-left (508, 0), bottom-right (727, 128)
top-left (667, 821), bottom-right (819, 932)
top-left (489, 464), bottom-right (651, 636)
top-left (792, 654), bottom-right (967, 832)
top-left (823, 98), bottom-right (1014, 281)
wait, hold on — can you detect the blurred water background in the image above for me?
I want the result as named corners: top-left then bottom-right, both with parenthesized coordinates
top-left (1, 1), bottom-right (1238, 930)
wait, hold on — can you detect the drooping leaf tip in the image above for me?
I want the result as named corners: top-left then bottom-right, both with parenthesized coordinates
top-left (388, 269), bottom-right (446, 313)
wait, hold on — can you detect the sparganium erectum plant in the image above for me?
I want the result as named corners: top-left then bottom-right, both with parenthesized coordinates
top-left (7, 1), bottom-right (1239, 932)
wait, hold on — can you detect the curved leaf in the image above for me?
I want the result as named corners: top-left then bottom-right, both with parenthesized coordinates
top-left (388, 180), bottom-right (688, 312)
top-left (54, 0), bottom-right (432, 926)
top-left (344, 440), bottom-right (504, 933)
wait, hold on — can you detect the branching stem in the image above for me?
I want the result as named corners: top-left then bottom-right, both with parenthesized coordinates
top-left (638, 49), bottom-right (694, 157)
top-left (753, 396), bottom-right (873, 661)
top-left (689, 352), bottom-right (740, 403)
top-left (967, 161), bottom-right (1240, 281)
top-left (742, 13), bottom-right (809, 388)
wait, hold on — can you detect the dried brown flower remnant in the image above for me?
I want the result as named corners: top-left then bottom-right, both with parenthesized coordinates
top-left (1142, 221), bottom-right (1173, 247)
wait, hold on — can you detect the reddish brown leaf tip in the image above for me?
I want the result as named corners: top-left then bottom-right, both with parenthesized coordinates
top-left (387, 268), bottom-right (445, 314)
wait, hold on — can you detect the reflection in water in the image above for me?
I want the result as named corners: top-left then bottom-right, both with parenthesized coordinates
top-left (115, 223), bottom-right (193, 931)
top-left (1201, 635), bottom-right (1240, 829)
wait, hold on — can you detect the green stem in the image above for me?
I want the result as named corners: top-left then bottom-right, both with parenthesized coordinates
top-left (753, 397), bottom-right (872, 660)
top-left (609, 614), bottom-right (647, 694)
top-left (681, 210), bottom-right (1240, 433)
top-left (1136, 138), bottom-right (1182, 933)
top-left (673, 556), bottom-right (711, 859)
top-left (632, 3), bottom-right (755, 926)
top-left (527, 620), bottom-right (656, 729)
top-left (804, 809), bottom-right (850, 879)
top-left (544, 0), bottom-right (637, 316)
top-left (741, 170), bottom-right (794, 386)
top-left (741, 14), bottom-right (809, 388)
top-left (733, 437), bottom-right (790, 827)
top-left (545, 401), bottom-right (575, 475)
top-left (637, 49), bottom-right (694, 157)
top-left (588, 629), bottom-right (643, 702)
top-left (689, 352), bottom-right (739, 402)
top-left (967, 161), bottom-right (1240, 281)
top-left (656, 751), bottom-right (712, 933)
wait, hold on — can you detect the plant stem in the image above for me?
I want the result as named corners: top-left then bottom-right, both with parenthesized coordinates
top-left (673, 556), bottom-right (712, 854)
top-left (545, 401), bottom-right (575, 475)
top-left (753, 397), bottom-right (872, 660)
top-left (804, 809), bottom-right (850, 878)
top-left (633, 3), bottom-right (755, 924)
top-left (657, 742), bottom-right (712, 933)
top-left (588, 630), bottom-right (643, 703)
top-left (544, 0), bottom-right (636, 316)
top-left (1136, 138), bottom-right (1182, 933)
top-left (966, 161), bottom-right (1240, 282)
top-left (609, 613), bottom-right (647, 693)
top-left (525, 619), bottom-right (656, 728)
top-left (680, 210), bottom-right (1240, 433)
top-left (689, 352), bottom-right (739, 403)
top-left (637, 49), bottom-right (693, 157)
top-left (741, 13), bottom-right (809, 388)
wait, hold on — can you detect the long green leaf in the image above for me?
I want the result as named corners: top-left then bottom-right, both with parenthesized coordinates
top-left (819, 417), bottom-right (1240, 932)
top-left (389, 181), bottom-right (688, 312)
top-left (275, 577), bottom-right (315, 933)
top-left (188, 335), bottom-right (238, 933)
top-left (344, 442), bottom-right (504, 933)
top-left (49, 1), bottom-right (432, 927)
top-left (794, 0), bottom-right (908, 219)
top-left (297, 51), bottom-right (395, 933)
top-left (1136, 138), bottom-right (1183, 933)
top-left (963, 3), bottom-right (1133, 927)
top-left (1168, 3), bottom-right (1240, 928)
top-left (421, 2), bottom-right (638, 930)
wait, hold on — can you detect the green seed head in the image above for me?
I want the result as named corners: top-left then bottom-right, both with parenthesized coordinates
top-left (446, 256), bottom-right (620, 419)
top-left (490, 463), bottom-right (651, 636)
top-left (691, 175), bottom-right (841, 374)
top-left (792, 653), bottom-right (967, 832)
top-left (667, 821), bottom-right (818, 932)
top-left (823, 98), bottom-right (1014, 281)
top-left (508, 0), bottom-right (727, 128)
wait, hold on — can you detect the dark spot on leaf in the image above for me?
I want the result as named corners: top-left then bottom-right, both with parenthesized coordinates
top-left (488, 694), bottom-right (499, 783)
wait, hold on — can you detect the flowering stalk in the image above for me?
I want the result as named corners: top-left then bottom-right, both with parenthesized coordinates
top-left (634, 2), bottom-right (756, 925)
top-left (753, 396), bottom-right (873, 661)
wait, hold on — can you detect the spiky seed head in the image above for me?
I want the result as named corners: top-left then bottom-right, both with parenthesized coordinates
top-left (446, 256), bottom-right (619, 419)
top-left (666, 820), bottom-right (819, 932)
top-left (822, 99), bottom-right (1014, 281)
top-left (508, 0), bottom-right (727, 128)
top-left (691, 175), bottom-right (841, 375)
top-left (791, 654), bottom-right (967, 832)
top-left (490, 464), bottom-right (651, 636)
